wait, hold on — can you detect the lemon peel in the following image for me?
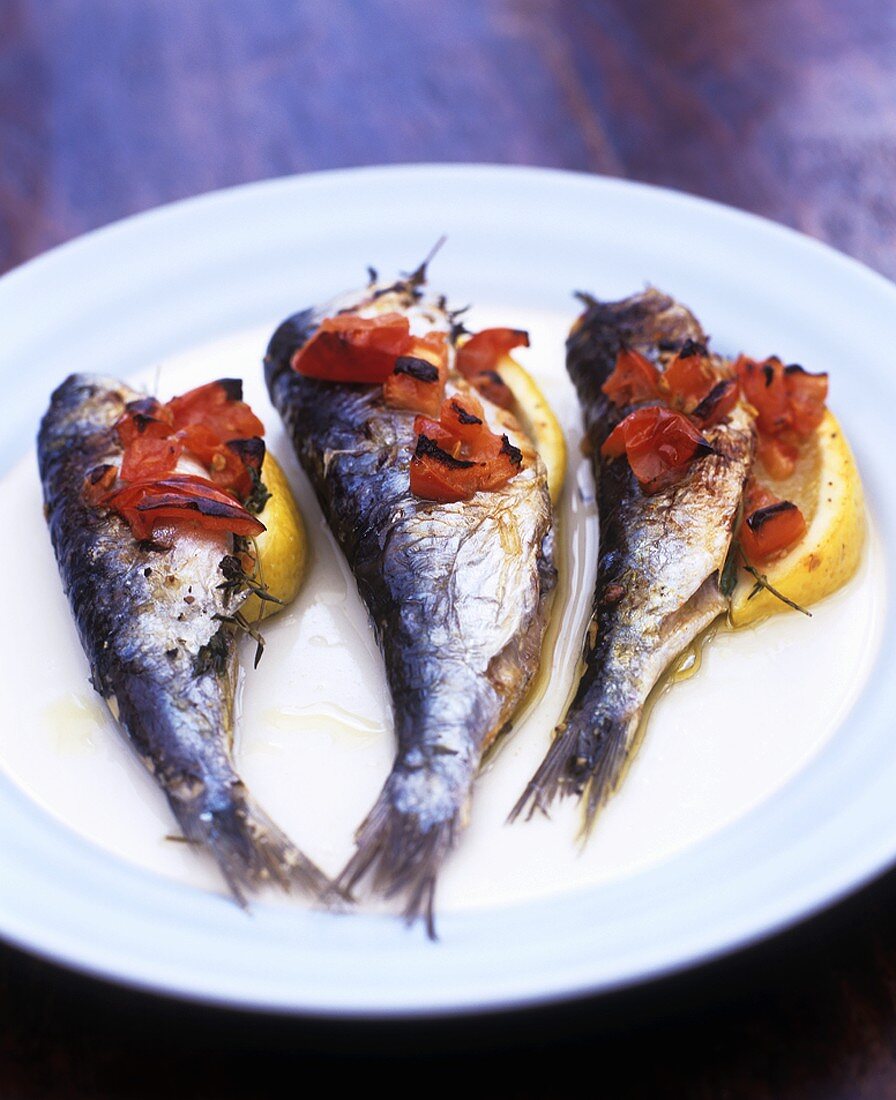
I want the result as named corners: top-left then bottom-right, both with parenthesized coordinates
top-left (497, 355), bottom-right (567, 504)
top-left (729, 410), bottom-right (865, 626)
top-left (244, 454), bottom-right (307, 622)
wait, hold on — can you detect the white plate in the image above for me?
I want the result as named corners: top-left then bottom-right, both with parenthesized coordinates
top-left (0, 165), bottom-right (892, 1017)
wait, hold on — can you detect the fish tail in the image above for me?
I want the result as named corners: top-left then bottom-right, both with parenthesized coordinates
top-left (508, 723), bottom-right (581, 822)
top-left (336, 785), bottom-right (458, 940)
top-left (509, 714), bottom-right (632, 834)
top-left (172, 784), bottom-right (330, 904)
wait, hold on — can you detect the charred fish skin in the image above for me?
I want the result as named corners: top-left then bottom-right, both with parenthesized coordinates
top-left (266, 279), bottom-right (556, 934)
top-left (513, 289), bottom-right (755, 829)
top-left (38, 373), bottom-right (328, 903)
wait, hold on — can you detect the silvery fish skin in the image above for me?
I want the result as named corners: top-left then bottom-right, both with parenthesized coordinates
top-left (265, 272), bottom-right (556, 934)
top-left (38, 374), bottom-right (328, 902)
top-left (513, 288), bottom-right (755, 829)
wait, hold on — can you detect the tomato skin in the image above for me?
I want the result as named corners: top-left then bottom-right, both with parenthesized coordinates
top-left (735, 355), bottom-right (789, 436)
top-left (409, 390), bottom-right (524, 503)
top-left (601, 406), bottom-right (713, 494)
top-left (738, 477), bottom-right (806, 562)
top-left (659, 342), bottom-right (714, 409)
top-left (116, 399), bottom-right (174, 448)
top-left (291, 313), bottom-right (412, 383)
top-left (602, 347), bottom-right (662, 407)
top-left (468, 369), bottom-right (516, 409)
top-left (740, 500), bottom-right (806, 562)
top-left (736, 355), bottom-right (827, 441)
top-left (455, 329), bottom-right (527, 410)
top-left (98, 381), bottom-right (268, 542)
top-left (119, 434), bottom-right (183, 482)
top-left (784, 365), bottom-right (828, 435)
top-left (475, 433), bottom-right (523, 492)
top-left (412, 415), bottom-right (462, 456)
top-left (756, 433), bottom-right (799, 480)
top-left (691, 378), bottom-right (739, 428)
top-left (167, 380), bottom-right (264, 440)
top-left (456, 328), bottom-right (529, 377)
top-left (438, 394), bottom-right (488, 448)
top-left (409, 433), bottom-right (482, 503)
top-left (107, 475), bottom-right (265, 542)
top-left (383, 353), bottom-right (446, 417)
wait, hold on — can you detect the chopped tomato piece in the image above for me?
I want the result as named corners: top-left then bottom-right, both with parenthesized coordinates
top-left (291, 312), bottom-right (412, 383)
top-left (468, 368), bottom-right (516, 410)
top-left (474, 432), bottom-right (523, 492)
top-left (438, 394), bottom-right (489, 447)
top-left (691, 379), bottom-right (739, 428)
top-left (108, 475), bottom-right (265, 541)
top-left (383, 354), bottom-right (446, 417)
top-left (167, 380), bottom-right (265, 440)
top-left (736, 355), bottom-right (827, 442)
top-left (661, 340), bottom-right (715, 409)
top-left (736, 355), bottom-right (791, 436)
top-left (602, 347), bottom-right (662, 407)
top-left (177, 422), bottom-right (223, 466)
top-left (784, 365), bottom-right (828, 435)
top-left (412, 415), bottom-right (463, 457)
top-left (742, 478), bottom-right (776, 512)
top-left (739, 479), bottom-right (806, 563)
top-left (409, 391), bottom-right (524, 503)
top-left (756, 433), bottom-right (799, 480)
top-left (116, 398), bottom-right (174, 448)
top-left (601, 406), bottom-right (714, 494)
top-left (409, 331), bottom-right (449, 362)
top-left (456, 328), bottom-right (529, 378)
top-left (410, 434), bottom-right (483, 503)
top-left (119, 434), bottom-right (183, 482)
top-left (99, 381), bottom-right (269, 544)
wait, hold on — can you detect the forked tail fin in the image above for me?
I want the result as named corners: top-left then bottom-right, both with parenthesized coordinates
top-left (172, 785), bottom-right (330, 906)
top-left (335, 782), bottom-right (459, 940)
top-left (509, 714), bottom-right (634, 837)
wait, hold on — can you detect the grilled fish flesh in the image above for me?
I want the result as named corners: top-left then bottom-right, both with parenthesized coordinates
top-left (265, 267), bottom-right (556, 933)
top-left (513, 288), bottom-right (755, 829)
top-left (38, 374), bottom-right (328, 902)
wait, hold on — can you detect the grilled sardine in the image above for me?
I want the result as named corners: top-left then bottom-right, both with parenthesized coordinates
top-left (38, 374), bottom-right (327, 902)
top-left (513, 289), bottom-right (755, 829)
top-left (265, 268), bottom-right (556, 933)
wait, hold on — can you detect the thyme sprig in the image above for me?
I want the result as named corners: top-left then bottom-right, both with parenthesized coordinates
top-left (215, 537), bottom-right (282, 667)
top-left (722, 539), bottom-right (811, 617)
top-left (214, 609), bottom-right (267, 668)
top-left (743, 563), bottom-right (811, 617)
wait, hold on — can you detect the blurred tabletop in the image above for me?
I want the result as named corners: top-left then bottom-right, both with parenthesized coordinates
top-left (2, 1), bottom-right (896, 1097)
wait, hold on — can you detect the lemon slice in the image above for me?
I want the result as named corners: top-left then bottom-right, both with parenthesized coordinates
top-left (729, 410), bottom-right (865, 627)
top-left (497, 354), bottom-right (567, 504)
top-left (244, 454), bottom-right (308, 622)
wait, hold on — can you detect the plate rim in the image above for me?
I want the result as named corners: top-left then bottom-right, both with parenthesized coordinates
top-left (2, 162), bottom-right (894, 1018)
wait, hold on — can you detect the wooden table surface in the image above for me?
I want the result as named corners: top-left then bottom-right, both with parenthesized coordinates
top-left (2, 1), bottom-right (895, 1096)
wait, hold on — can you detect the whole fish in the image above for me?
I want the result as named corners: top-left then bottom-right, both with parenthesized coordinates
top-left (513, 288), bottom-right (755, 829)
top-left (38, 374), bottom-right (327, 902)
top-left (265, 267), bottom-right (556, 934)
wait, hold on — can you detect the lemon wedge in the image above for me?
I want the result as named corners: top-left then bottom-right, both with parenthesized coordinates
top-left (729, 409), bottom-right (865, 627)
top-left (244, 454), bottom-right (308, 622)
top-left (497, 354), bottom-right (567, 504)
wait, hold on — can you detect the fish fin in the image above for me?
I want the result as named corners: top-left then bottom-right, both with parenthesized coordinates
top-left (509, 716), bottom-right (631, 834)
top-left (172, 787), bottom-right (330, 904)
top-left (336, 787), bottom-right (457, 940)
